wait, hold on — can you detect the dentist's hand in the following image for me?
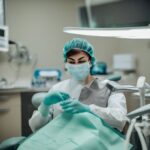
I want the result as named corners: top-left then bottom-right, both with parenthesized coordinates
top-left (60, 99), bottom-right (90, 114)
top-left (43, 91), bottom-right (70, 106)
top-left (39, 91), bottom-right (70, 117)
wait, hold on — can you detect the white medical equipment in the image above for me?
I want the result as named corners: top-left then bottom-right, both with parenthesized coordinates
top-left (0, 25), bottom-right (8, 52)
top-left (125, 79), bottom-right (150, 150)
top-left (125, 104), bottom-right (150, 150)
top-left (8, 40), bottom-right (32, 65)
top-left (106, 76), bottom-right (150, 150)
top-left (127, 104), bottom-right (150, 119)
top-left (113, 54), bottom-right (136, 71)
top-left (32, 69), bottom-right (62, 88)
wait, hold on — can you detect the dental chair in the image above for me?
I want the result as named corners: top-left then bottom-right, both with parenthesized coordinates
top-left (125, 104), bottom-right (150, 150)
top-left (107, 76), bottom-right (150, 150)
top-left (0, 75), bottom-right (122, 150)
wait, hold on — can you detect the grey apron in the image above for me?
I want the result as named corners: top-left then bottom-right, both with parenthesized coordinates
top-left (79, 78), bottom-right (112, 107)
top-left (53, 78), bottom-right (112, 118)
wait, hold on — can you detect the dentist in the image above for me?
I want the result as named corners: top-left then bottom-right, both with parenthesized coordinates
top-left (29, 38), bottom-right (127, 133)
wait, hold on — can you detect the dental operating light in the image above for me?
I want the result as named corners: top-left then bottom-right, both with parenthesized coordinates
top-left (63, 26), bottom-right (150, 39)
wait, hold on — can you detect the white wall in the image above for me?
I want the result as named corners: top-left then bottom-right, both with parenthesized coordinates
top-left (0, 0), bottom-right (119, 85)
top-left (0, 0), bottom-right (149, 85)
top-left (118, 39), bottom-right (150, 83)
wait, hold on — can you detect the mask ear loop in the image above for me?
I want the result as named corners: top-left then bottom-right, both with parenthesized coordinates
top-left (89, 61), bottom-right (92, 68)
top-left (64, 61), bottom-right (69, 72)
top-left (64, 63), bottom-right (71, 78)
top-left (90, 61), bottom-right (94, 75)
top-left (64, 65), bottom-right (68, 72)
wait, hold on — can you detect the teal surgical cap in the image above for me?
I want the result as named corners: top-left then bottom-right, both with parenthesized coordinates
top-left (63, 38), bottom-right (96, 66)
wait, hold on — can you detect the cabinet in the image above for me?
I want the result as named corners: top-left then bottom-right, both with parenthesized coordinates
top-left (0, 88), bottom-right (48, 142)
top-left (0, 93), bottom-right (21, 142)
top-left (21, 92), bottom-right (36, 136)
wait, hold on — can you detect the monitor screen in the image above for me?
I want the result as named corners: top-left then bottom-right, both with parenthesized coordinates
top-left (0, 28), bottom-right (4, 36)
top-left (0, 26), bottom-right (8, 52)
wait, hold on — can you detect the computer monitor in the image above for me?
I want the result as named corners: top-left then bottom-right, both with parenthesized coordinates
top-left (0, 26), bottom-right (8, 52)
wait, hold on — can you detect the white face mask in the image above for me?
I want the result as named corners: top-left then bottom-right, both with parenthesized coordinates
top-left (65, 62), bottom-right (91, 81)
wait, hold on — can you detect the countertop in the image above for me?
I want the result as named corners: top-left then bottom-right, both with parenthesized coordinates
top-left (0, 86), bottom-right (49, 94)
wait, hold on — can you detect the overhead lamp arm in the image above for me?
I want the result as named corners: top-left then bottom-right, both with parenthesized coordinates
top-left (85, 0), bottom-right (94, 27)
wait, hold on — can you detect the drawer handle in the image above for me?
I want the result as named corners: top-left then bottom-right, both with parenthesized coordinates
top-left (0, 108), bottom-right (9, 113)
top-left (0, 96), bottom-right (10, 101)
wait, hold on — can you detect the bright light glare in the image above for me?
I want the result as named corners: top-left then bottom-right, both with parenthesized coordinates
top-left (118, 28), bottom-right (150, 39)
top-left (63, 27), bottom-right (150, 39)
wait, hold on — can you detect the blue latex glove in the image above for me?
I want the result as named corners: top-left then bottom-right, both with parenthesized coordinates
top-left (43, 91), bottom-right (70, 106)
top-left (60, 99), bottom-right (90, 114)
top-left (39, 91), bottom-right (70, 117)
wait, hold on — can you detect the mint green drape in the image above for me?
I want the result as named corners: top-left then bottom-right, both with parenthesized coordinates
top-left (18, 112), bottom-right (132, 150)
